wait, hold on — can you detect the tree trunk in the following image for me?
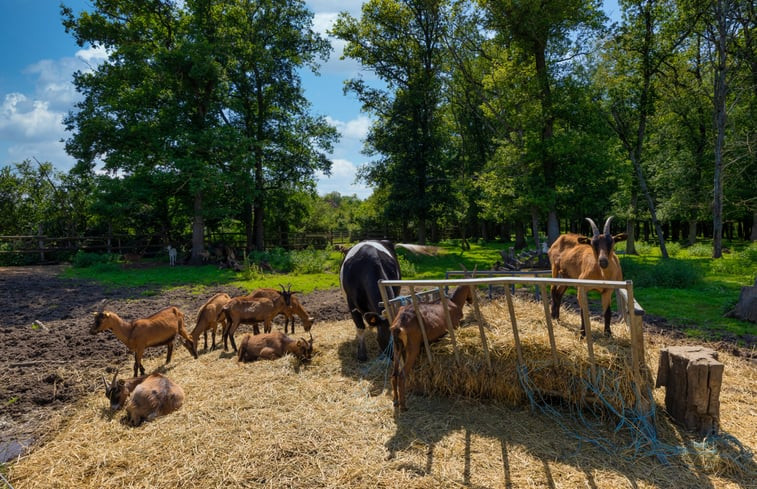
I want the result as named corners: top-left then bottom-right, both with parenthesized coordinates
top-left (712, 0), bottom-right (728, 259)
top-left (688, 219), bottom-right (698, 245)
top-left (190, 190), bottom-right (205, 265)
top-left (751, 211), bottom-right (757, 241)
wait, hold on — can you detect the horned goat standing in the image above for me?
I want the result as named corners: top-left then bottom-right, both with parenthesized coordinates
top-left (91, 302), bottom-right (197, 377)
top-left (548, 216), bottom-right (627, 337)
top-left (245, 285), bottom-right (314, 334)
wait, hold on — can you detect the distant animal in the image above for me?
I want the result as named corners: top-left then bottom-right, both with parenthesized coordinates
top-left (191, 292), bottom-right (231, 351)
top-left (390, 285), bottom-right (474, 411)
top-left (548, 216), bottom-right (627, 337)
top-left (338, 240), bottom-right (404, 362)
top-left (167, 246), bottom-right (177, 266)
top-left (91, 302), bottom-right (198, 377)
top-left (246, 285), bottom-right (314, 334)
top-left (101, 370), bottom-right (184, 426)
top-left (237, 331), bottom-right (314, 363)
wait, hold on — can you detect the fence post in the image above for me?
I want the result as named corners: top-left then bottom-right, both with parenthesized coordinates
top-left (409, 286), bottom-right (433, 364)
top-left (37, 224), bottom-right (45, 262)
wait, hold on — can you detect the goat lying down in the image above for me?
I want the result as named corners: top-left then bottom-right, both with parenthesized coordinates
top-left (390, 285), bottom-right (473, 411)
top-left (237, 331), bottom-right (314, 363)
top-left (91, 302), bottom-right (198, 377)
top-left (102, 370), bottom-right (185, 426)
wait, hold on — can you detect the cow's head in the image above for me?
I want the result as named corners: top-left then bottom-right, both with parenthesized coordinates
top-left (579, 217), bottom-right (627, 268)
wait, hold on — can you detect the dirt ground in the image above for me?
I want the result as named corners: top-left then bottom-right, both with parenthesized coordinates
top-left (0, 266), bottom-right (349, 463)
top-left (0, 266), bottom-right (753, 464)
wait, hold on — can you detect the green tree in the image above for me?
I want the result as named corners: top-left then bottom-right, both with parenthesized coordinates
top-left (478, 0), bottom-right (607, 244)
top-left (331, 0), bottom-right (453, 244)
top-left (216, 0), bottom-right (336, 252)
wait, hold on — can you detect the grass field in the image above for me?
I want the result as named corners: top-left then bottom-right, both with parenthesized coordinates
top-left (64, 240), bottom-right (756, 343)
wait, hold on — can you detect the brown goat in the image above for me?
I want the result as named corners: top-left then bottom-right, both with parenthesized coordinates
top-left (191, 292), bottom-right (231, 352)
top-left (221, 296), bottom-right (288, 351)
top-left (102, 370), bottom-right (185, 426)
top-left (91, 303), bottom-right (198, 377)
top-left (246, 286), bottom-right (314, 334)
top-left (390, 285), bottom-right (474, 411)
top-left (237, 331), bottom-right (314, 362)
top-left (548, 216), bottom-right (627, 337)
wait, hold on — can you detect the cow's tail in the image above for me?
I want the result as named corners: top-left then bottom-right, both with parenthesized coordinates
top-left (396, 243), bottom-right (439, 256)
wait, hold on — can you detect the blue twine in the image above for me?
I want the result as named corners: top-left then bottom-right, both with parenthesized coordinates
top-left (516, 363), bottom-right (754, 470)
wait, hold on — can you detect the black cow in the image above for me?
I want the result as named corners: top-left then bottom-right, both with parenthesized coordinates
top-left (339, 240), bottom-right (403, 362)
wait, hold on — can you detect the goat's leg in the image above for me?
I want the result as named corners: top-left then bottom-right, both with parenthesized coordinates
top-left (166, 342), bottom-right (174, 363)
top-left (203, 330), bottom-right (209, 351)
top-left (602, 290), bottom-right (613, 337)
top-left (227, 322), bottom-right (240, 352)
top-left (263, 319), bottom-right (272, 334)
top-left (550, 285), bottom-right (565, 320)
top-left (134, 352), bottom-right (145, 377)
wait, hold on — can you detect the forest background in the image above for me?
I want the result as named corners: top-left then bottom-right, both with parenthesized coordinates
top-left (0, 0), bottom-right (755, 265)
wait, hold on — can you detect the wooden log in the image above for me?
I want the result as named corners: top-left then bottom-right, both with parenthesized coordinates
top-left (656, 346), bottom-right (723, 435)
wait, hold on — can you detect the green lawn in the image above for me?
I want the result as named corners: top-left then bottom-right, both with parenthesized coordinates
top-left (63, 240), bottom-right (756, 344)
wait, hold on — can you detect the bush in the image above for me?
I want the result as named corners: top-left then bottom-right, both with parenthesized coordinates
top-left (685, 243), bottom-right (711, 257)
top-left (290, 249), bottom-right (330, 274)
top-left (398, 254), bottom-right (417, 277)
top-left (665, 242), bottom-right (682, 257)
top-left (71, 251), bottom-right (120, 268)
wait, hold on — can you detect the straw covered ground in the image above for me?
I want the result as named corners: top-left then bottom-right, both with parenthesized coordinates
top-left (6, 289), bottom-right (757, 488)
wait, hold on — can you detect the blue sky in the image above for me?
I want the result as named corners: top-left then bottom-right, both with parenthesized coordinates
top-left (0, 1), bottom-right (620, 201)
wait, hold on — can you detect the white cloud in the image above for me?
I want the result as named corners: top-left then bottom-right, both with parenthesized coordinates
top-left (76, 45), bottom-right (108, 65)
top-left (0, 93), bottom-right (65, 142)
top-left (316, 157), bottom-right (372, 198)
top-left (327, 114), bottom-right (371, 141)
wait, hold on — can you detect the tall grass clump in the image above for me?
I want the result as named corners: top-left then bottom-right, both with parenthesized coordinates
top-left (709, 242), bottom-right (757, 276)
top-left (620, 256), bottom-right (703, 288)
top-left (665, 241), bottom-right (682, 257)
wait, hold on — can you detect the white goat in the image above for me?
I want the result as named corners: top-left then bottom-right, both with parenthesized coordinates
top-left (167, 246), bottom-right (177, 266)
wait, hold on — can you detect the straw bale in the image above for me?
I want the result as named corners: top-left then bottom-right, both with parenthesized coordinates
top-left (7, 305), bottom-right (756, 489)
top-left (409, 297), bottom-right (643, 414)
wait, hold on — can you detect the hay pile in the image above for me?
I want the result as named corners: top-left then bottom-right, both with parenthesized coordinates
top-left (7, 295), bottom-right (756, 489)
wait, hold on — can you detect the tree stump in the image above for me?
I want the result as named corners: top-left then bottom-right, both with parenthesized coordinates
top-left (656, 346), bottom-right (723, 435)
top-left (725, 277), bottom-right (757, 323)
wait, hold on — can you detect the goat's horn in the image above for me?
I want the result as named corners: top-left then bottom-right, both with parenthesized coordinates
top-left (603, 216), bottom-right (614, 236)
top-left (585, 218), bottom-right (600, 237)
top-left (111, 369), bottom-right (119, 388)
top-left (102, 375), bottom-right (109, 391)
top-left (96, 299), bottom-right (107, 313)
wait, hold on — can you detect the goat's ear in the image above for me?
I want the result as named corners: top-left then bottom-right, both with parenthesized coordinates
top-left (613, 233), bottom-right (628, 243)
top-left (577, 236), bottom-right (591, 245)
